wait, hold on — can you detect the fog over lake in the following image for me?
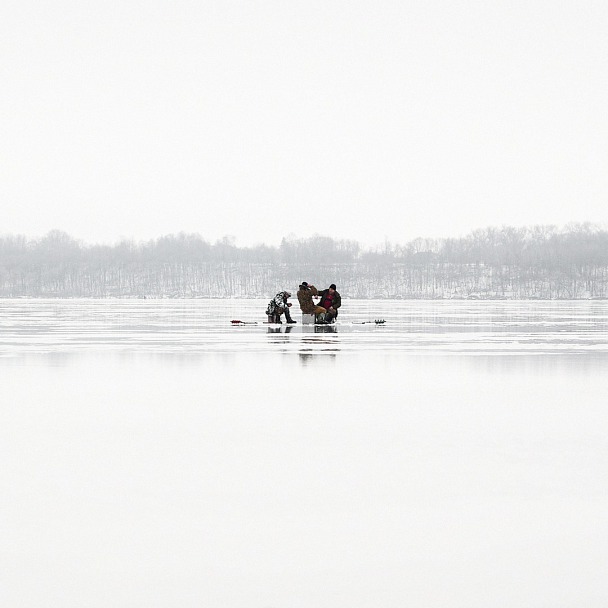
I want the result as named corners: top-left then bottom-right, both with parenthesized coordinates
top-left (2, 299), bottom-right (607, 607)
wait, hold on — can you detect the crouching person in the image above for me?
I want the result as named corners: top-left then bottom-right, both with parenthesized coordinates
top-left (318, 283), bottom-right (341, 323)
top-left (297, 282), bottom-right (328, 324)
top-left (266, 291), bottom-right (296, 324)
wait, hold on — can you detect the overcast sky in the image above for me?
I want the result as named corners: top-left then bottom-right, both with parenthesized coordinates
top-left (1, 1), bottom-right (607, 247)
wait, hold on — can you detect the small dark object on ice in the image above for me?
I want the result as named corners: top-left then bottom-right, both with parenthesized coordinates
top-left (231, 320), bottom-right (258, 325)
top-left (352, 319), bottom-right (387, 325)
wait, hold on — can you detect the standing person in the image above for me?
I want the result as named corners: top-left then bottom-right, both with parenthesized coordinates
top-left (266, 291), bottom-right (296, 324)
top-left (317, 283), bottom-right (341, 323)
top-left (296, 282), bottom-right (328, 323)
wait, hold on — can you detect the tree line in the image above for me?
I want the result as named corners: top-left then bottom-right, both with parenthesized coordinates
top-left (1, 224), bottom-right (607, 299)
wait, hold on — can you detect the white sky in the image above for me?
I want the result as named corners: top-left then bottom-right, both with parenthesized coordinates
top-left (1, 0), bottom-right (607, 247)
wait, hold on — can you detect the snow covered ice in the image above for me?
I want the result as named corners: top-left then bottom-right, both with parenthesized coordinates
top-left (1, 299), bottom-right (607, 607)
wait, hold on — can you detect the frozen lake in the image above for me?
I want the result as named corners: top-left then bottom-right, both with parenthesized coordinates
top-left (2, 299), bottom-right (608, 607)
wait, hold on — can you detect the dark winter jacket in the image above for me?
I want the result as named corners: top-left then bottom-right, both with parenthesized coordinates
top-left (317, 289), bottom-right (341, 311)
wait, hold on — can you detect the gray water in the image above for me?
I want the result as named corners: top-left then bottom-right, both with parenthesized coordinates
top-left (1, 299), bottom-right (607, 607)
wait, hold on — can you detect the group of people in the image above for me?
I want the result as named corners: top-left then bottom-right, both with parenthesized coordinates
top-left (265, 282), bottom-right (341, 324)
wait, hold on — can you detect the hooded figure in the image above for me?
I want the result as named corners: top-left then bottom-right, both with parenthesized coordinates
top-left (266, 291), bottom-right (296, 323)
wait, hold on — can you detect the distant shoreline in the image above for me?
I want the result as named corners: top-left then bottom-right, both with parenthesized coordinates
top-left (2, 226), bottom-right (607, 300)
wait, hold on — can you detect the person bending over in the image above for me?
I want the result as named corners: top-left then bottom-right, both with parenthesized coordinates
top-left (266, 291), bottom-right (296, 324)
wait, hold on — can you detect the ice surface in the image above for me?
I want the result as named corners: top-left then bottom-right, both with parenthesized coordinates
top-left (1, 299), bottom-right (607, 607)
top-left (1, 298), bottom-right (607, 356)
